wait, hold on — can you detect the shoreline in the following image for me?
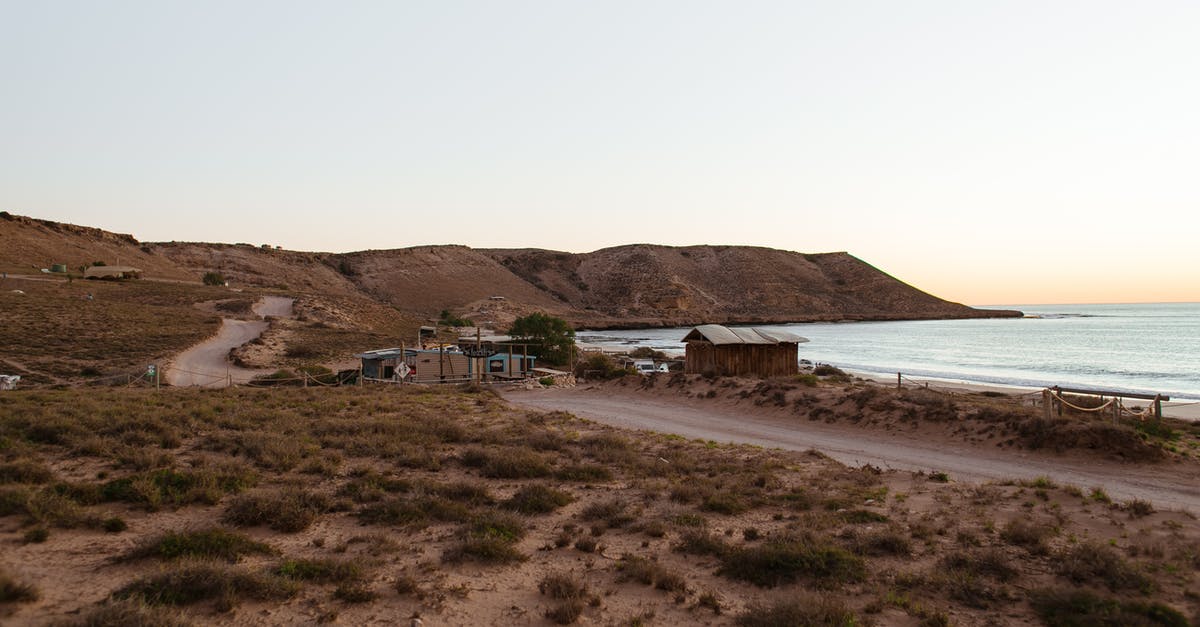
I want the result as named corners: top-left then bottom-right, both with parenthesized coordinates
top-left (577, 341), bottom-right (1200, 421)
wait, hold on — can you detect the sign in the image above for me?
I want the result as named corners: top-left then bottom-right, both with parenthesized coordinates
top-left (462, 347), bottom-right (498, 358)
top-left (146, 364), bottom-right (157, 377)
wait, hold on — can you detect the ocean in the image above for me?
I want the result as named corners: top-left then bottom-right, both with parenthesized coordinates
top-left (576, 303), bottom-right (1200, 401)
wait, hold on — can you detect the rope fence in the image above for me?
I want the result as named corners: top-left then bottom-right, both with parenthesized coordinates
top-left (891, 371), bottom-right (1192, 422)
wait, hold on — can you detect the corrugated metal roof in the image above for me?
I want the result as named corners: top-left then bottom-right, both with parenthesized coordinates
top-left (354, 347), bottom-right (405, 359)
top-left (682, 324), bottom-right (809, 345)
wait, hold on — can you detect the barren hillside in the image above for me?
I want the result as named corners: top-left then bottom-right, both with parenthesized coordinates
top-left (484, 245), bottom-right (1015, 328)
top-left (0, 214), bottom-right (1018, 331)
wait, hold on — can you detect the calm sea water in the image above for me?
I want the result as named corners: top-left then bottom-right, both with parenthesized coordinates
top-left (577, 303), bottom-right (1200, 401)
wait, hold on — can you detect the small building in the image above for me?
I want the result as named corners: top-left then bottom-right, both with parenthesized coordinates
top-left (356, 346), bottom-right (536, 383)
top-left (84, 265), bottom-right (142, 280)
top-left (682, 324), bottom-right (809, 378)
top-left (356, 348), bottom-right (407, 380)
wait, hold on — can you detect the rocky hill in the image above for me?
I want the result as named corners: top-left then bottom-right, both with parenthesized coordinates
top-left (0, 214), bottom-right (1019, 329)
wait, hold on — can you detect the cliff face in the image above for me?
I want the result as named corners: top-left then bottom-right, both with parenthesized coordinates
top-left (0, 214), bottom-right (1019, 329)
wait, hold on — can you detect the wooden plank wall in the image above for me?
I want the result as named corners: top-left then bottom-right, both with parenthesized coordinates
top-left (685, 341), bottom-right (798, 377)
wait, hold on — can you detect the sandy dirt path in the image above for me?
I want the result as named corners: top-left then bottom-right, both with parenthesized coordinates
top-left (504, 386), bottom-right (1200, 511)
top-left (166, 296), bottom-right (293, 387)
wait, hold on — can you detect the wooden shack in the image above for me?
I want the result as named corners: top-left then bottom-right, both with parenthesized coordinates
top-left (682, 324), bottom-right (808, 377)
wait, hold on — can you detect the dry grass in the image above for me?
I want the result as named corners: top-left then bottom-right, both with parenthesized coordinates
top-left (1, 385), bottom-right (1196, 625)
top-left (0, 280), bottom-right (222, 383)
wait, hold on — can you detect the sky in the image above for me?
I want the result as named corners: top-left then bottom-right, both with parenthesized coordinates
top-left (1, 1), bottom-right (1197, 306)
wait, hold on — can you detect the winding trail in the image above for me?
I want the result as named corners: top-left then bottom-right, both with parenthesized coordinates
top-left (504, 386), bottom-right (1200, 511)
top-left (166, 296), bottom-right (293, 387)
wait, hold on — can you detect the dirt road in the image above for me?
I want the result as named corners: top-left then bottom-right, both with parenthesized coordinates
top-left (504, 386), bottom-right (1200, 511)
top-left (166, 296), bottom-right (293, 387)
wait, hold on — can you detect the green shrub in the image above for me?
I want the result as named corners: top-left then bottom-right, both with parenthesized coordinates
top-left (276, 558), bottom-right (362, 583)
top-left (502, 484), bottom-right (574, 514)
top-left (114, 561), bottom-right (296, 608)
top-left (793, 373), bottom-right (820, 387)
top-left (460, 447), bottom-right (552, 479)
top-left (718, 534), bottom-right (865, 588)
top-left (201, 272), bottom-right (226, 286)
top-left (839, 509), bottom-right (889, 524)
top-left (221, 488), bottom-right (331, 533)
top-left (1031, 588), bottom-right (1187, 627)
top-left (1056, 542), bottom-right (1152, 593)
top-left (443, 510), bottom-right (528, 564)
top-left (102, 517), bottom-right (128, 533)
top-left (0, 460), bottom-right (54, 484)
top-left (813, 364), bottom-right (847, 378)
top-left (555, 464), bottom-right (613, 482)
top-left (126, 529), bottom-right (275, 563)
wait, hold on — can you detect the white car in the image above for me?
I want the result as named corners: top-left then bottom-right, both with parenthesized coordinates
top-left (633, 360), bottom-right (657, 375)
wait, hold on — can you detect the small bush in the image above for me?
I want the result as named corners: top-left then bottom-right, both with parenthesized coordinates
top-left (546, 599), bottom-right (585, 624)
top-left (443, 534), bottom-right (526, 564)
top-left (701, 491), bottom-right (751, 515)
top-left (555, 464), bottom-right (613, 482)
top-left (1123, 499), bottom-right (1155, 518)
top-left (202, 272), bottom-right (226, 286)
top-left (221, 488), bottom-right (331, 533)
top-left (394, 573), bottom-right (419, 595)
top-left (1000, 518), bottom-right (1055, 554)
top-left (580, 499), bottom-right (635, 528)
top-left (839, 509), bottom-right (889, 524)
top-left (737, 595), bottom-right (858, 627)
top-left (127, 529), bottom-right (275, 563)
top-left (719, 534), bottom-right (865, 588)
top-left (813, 364), bottom-right (847, 377)
top-left (443, 510), bottom-right (528, 564)
top-left (332, 582), bottom-right (376, 603)
top-left (1057, 542), bottom-right (1152, 593)
top-left (502, 484), bottom-right (574, 514)
top-left (0, 460), bottom-right (54, 484)
top-left (23, 527), bottom-right (50, 543)
top-left (67, 600), bottom-right (191, 626)
top-left (617, 556), bottom-right (678, 588)
top-left (461, 447), bottom-right (552, 479)
top-left (1031, 587), bottom-right (1188, 627)
top-left (843, 528), bottom-right (911, 557)
top-left (793, 373), bottom-right (820, 387)
top-left (102, 517), bottom-right (128, 533)
top-left (0, 568), bottom-right (39, 603)
top-left (675, 530), bottom-right (728, 557)
top-left (539, 572), bottom-right (588, 600)
top-left (939, 548), bottom-right (1017, 582)
top-left (114, 561), bottom-right (296, 608)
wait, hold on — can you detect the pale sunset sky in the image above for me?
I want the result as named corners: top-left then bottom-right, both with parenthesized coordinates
top-left (1, 2), bottom-right (1196, 306)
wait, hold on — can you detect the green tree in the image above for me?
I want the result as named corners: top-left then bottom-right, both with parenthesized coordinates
top-left (508, 313), bottom-right (576, 366)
